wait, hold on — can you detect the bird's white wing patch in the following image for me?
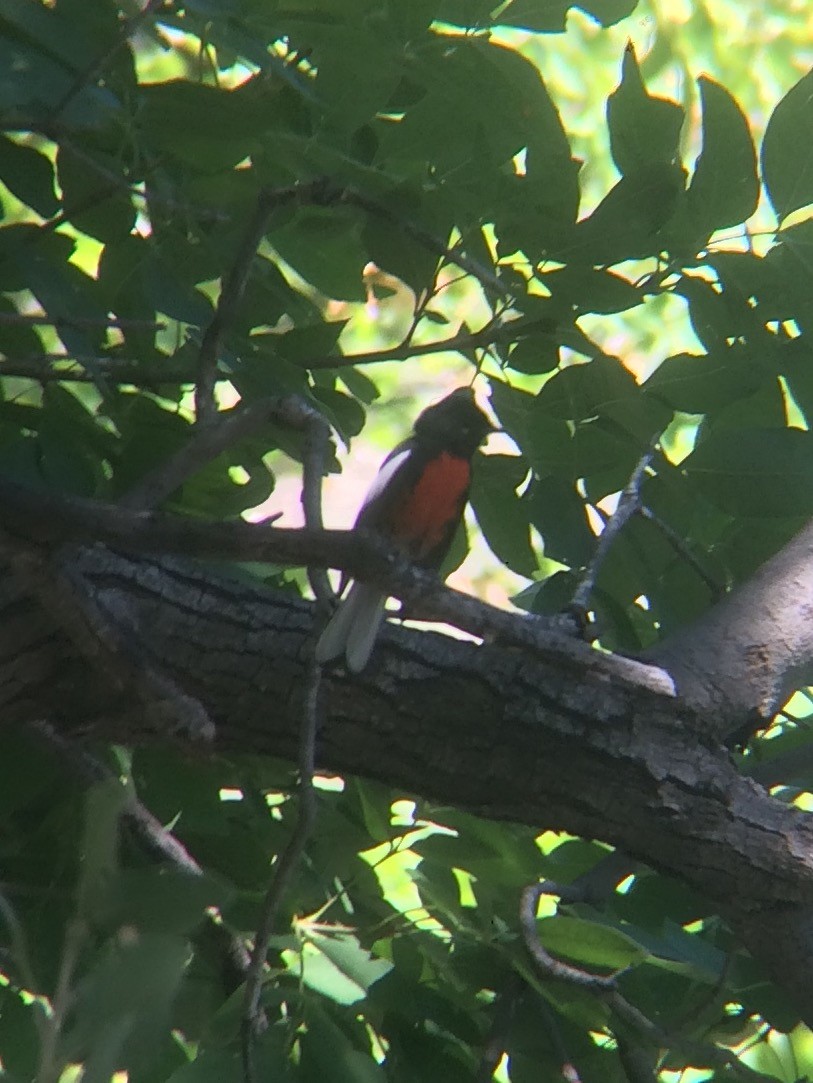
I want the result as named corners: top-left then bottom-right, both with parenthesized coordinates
top-left (358, 447), bottom-right (411, 512)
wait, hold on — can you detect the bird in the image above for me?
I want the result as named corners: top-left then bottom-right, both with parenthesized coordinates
top-left (315, 386), bottom-right (494, 673)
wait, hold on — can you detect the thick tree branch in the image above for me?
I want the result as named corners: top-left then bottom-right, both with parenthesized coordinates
top-left (2, 543), bottom-right (813, 1025)
top-left (648, 519), bottom-right (813, 738)
top-left (0, 476), bottom-right (674, 699)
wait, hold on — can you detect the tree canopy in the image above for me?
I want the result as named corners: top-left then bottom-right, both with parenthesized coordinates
top-left (3, 1), bottom-right (813, 1081)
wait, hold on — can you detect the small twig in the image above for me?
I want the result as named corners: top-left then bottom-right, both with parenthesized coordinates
top-left (342, 188), bottom-right (517, 303)
top-left (120, 391), bottom-right (333, 601)
top-left (0, 319), bottom-right (519, 386)
top-left (121, 394), bottom-right (317, 511)
top-left (537, 997), bottom-right (583, 1083)
top-left (521, 882), bottom-right (778, 1083)
top-left (638, 506), bottom-right (726, 599)
top-left (195, 185), bottom-right (301, 424)
top-left (571, 437), bottom-right (659, 614)
top-left (298, 402), bottom-right (333, 606)
top-left (303, 316), bottom-right (512, 370)
top-left (28, 719), bottom-right (253, 997)
top-left (520, 882), bottom-right (622, 991)
top-left (35, 917), bottom-right (86, 1083)
top-left (28, 720), bottom-right (204, 876)
top-left (616, 1037), bottom-right (658, 1083)
top-left (241, 658), bottom-right (322, 1082)
top-left (0, 356), bottom-right (192, 387)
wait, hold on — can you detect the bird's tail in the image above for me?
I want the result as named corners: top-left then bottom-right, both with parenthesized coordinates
top-left (315, 582), bottom-right (387, 672)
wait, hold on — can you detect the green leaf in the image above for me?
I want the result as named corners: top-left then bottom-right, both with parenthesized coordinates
top-left (571, 162), bottom-right (684, 265)
top-left (101, 868), bottom-right (232, 936)
top-left (644, 347), bottom-right (771, 414)
top-left (542, 266), bottom-right (643, 315)
top-left (298, 931), bottom-right (393, 1005)
top-left (469, 452), bottom-right (537, 576)
top-left (606, 43), bottom-right (684, 176)
top-left (139, 80), bottom-right (275, 170)
top-left (536, 355), bottom-right (638, 421)
top-left (56, 144), bottom-right (135, 242)
top-left (65, 933), bottom-right (188, 1079)
top-left (0, 135), bottom-right (58, 217)
top-left (311, 25), bottom-right (403, 131)
top-left (300, 1007), bottom-right (386, 1083)
top-left (684, 427), bottom-right (813, 517)
top-left (688, 76), bottom-right (758, 233)
top-left (762, 66), bottom-right (813, 220)
top-left (271, 207), bottom-right (368, 302)
top-left (0, 987), bottom-right (40, 1080)
top-left (537, 915), bottom-right (648, 970)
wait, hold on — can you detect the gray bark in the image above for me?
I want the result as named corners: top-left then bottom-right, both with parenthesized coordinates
top-left (648, 519), bottom-right (813, 739)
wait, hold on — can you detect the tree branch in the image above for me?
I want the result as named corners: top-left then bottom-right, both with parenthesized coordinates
top-left (242, 659), bottom-right (321, 1079)
top-left (0, 476), bottom-right (675, 699)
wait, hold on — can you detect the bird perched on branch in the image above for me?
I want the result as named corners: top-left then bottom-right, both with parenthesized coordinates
top-left (315, 387), bottom-right (494, 672)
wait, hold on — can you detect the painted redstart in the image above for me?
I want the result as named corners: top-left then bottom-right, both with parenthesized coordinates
top-left (315, 387), bottom-right (494, 672)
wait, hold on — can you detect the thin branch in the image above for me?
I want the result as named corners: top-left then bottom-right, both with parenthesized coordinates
top-left (298, 401), bottom-right (333, 605)
top-left (341, 188), bottom-right (517, 302)
top-left (28, 719), bottom-right (254, 998)
top-left (195, 185), bottom-right (300, 424)
top-left (520, 883), bottom-right (622, 991)
top-left (302, 317), bottom-right (511, 370)
top-left (638, 505), bottom-right (726, 599)
top-left (121, 394), bottom-right (316, 511)
top-left (615, 1037), bottom-right (658, 1083)
top-left (0, 477), bottom-right (677, 698)
top-left (241, 658), bottom-right (322, 1081)
top-left (571, 437), bottom-right (659, 614)
top-left (0, 353), bottom-right (190, 383)
top-left (0, 319), bottom-right (521, 386)
top-left (35, 918), bottom-right (85, 1083)
top-left (28, 720), bottom-right (204, 876)
top-left (536, 997), bottom-right (583, 1083)
top-left (520, 882), bottom-right (778, 1083)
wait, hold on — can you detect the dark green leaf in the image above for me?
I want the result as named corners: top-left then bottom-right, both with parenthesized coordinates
top-left (470, 452), bottom-right (537, 576)
top-left (571, 162), bottom-right (684, 265)
top-left (271, 207), bottom-right (368, 302)
top-left (0, 134), bottom-right (58, 217)
top-left (536, 354), bottom-right (637, 421)
top-left (56, 145), bottom-right (135, 242)
top-left (688, 76), bottom-right (758, 233)
top-left (300, 1007), bottom-right (386, 1083)
top-left (606, 43), bottom-right (684, 176)
top-left (684, 427), bottom-right (813, 517)
top-left (644, 346), bottom-right (774, 415)
top-left (762, 66), bottom-right (813, 220)
top-left (542, 266), bottom-right (643, 315)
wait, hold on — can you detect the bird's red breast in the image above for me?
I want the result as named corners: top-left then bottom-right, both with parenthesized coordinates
top-left (388, 451), bottom-right (471, 559)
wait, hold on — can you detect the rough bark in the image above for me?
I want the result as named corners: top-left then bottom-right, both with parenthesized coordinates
top-left (3, 543), bottom-right (813, 1024)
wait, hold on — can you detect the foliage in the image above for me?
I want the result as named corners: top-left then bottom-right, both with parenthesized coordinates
top-left (2, 1), bottom-right (813, 1081)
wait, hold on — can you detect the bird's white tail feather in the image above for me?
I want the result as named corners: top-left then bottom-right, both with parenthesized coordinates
top-left (315, 583), bottom-right (386, 672)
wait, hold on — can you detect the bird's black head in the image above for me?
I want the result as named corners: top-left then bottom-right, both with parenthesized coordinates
top-left (413, 387), bottom-right (495, 457)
